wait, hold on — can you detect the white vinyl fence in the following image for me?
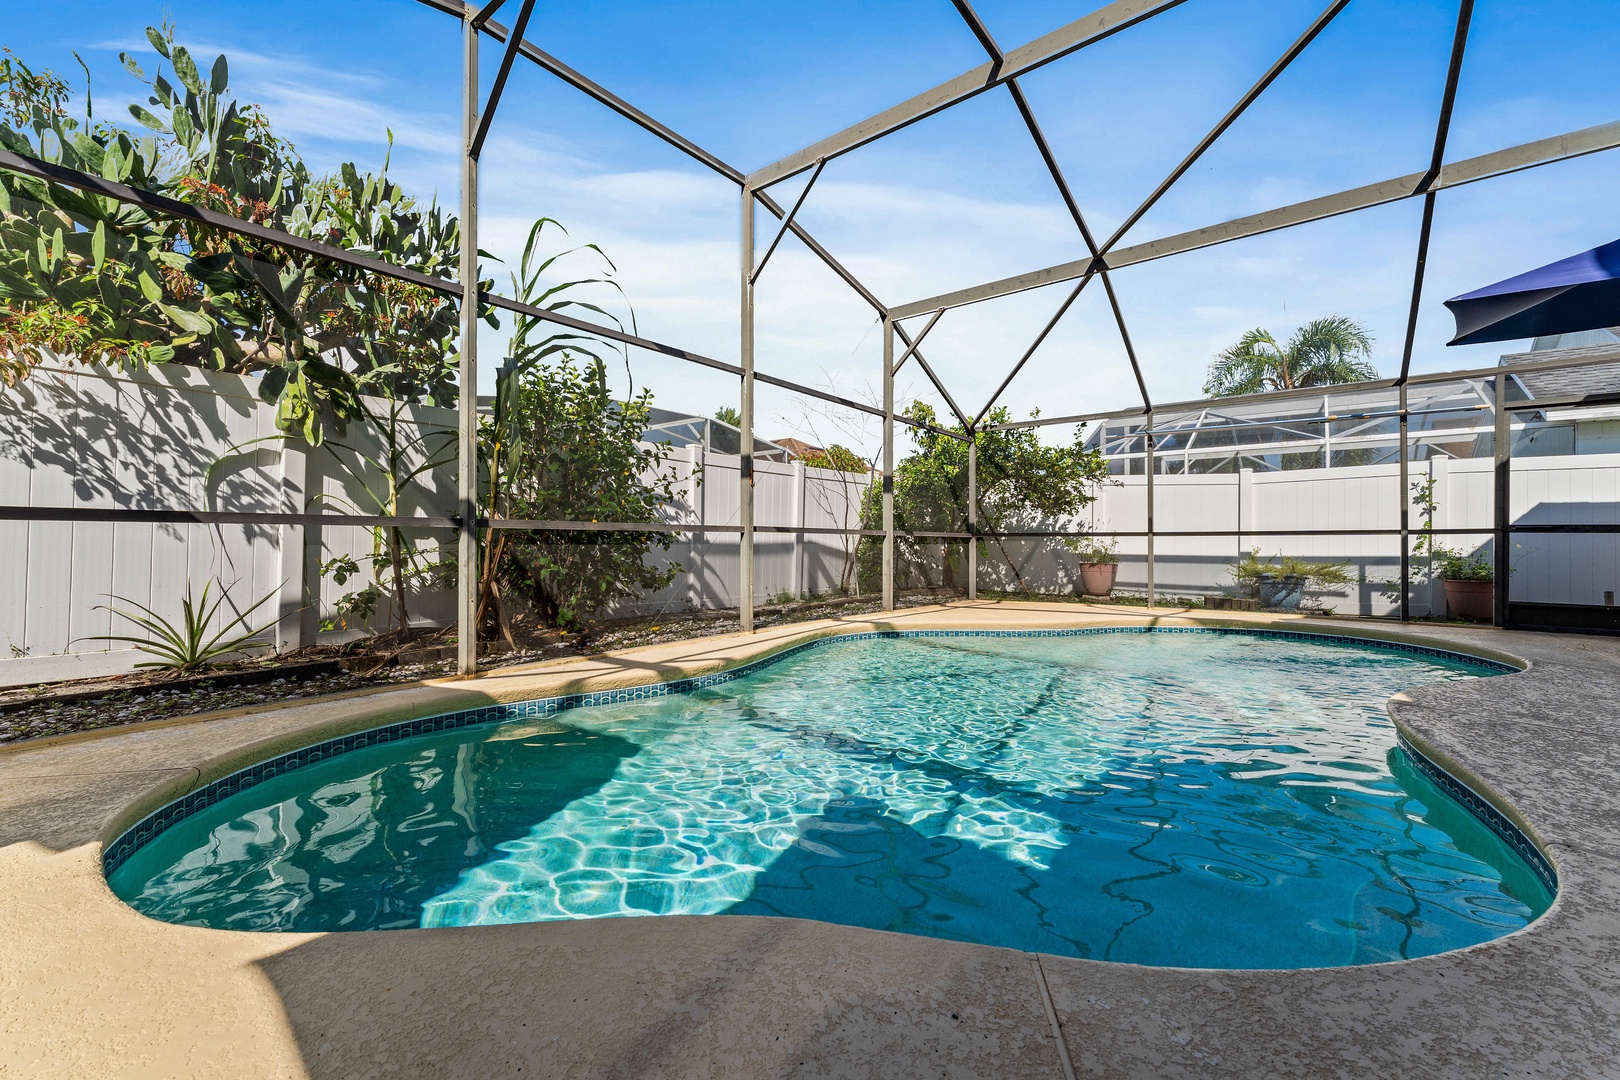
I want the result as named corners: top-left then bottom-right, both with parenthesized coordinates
top-left (623, 446), bottom-right (870, 616)
top-left (984, 454), bottom-right (1620, 616)
top-left (0, 363), bottom-right (870, 684)
top-left (9, 362), bottom-right (1615, 686)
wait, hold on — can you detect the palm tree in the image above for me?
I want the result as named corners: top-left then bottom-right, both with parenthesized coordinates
top-left (1203, 316), bottom-right (1376, 397)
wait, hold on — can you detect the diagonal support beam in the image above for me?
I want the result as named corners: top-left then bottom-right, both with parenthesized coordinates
top-left (469, 0), bottom-right (537, 160)
top-left (976, 271), bottom-right (1096, 424)
top-left (890, 309), bottom-right (974, 432)
top-left (890, 117), bottom-right (1620, 320)
top-left (470, 0), bottom-right (510, 29)
top-left (420, 0), bottom-right (950, 427)
top-left (1397, 0), bottom-right (1474, 385)
top-left (750, 158), bottom-right (825, 284)
top-left (910, 348), bottom-right (975, 434)
top-left (418, 0), bottom-right (920, 395)
top-left (892, 309), bottom-right (945, 375)
top-left (1098, 0), bottom-right (1352, 255)
top-left (746, 0), bottom-right (1190, 190)
top-left (952, 0), bottom-right (1153, 411)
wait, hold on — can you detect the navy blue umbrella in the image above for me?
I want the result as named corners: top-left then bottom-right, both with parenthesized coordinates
top-left (1444, 238), bottom-right (1620, 346)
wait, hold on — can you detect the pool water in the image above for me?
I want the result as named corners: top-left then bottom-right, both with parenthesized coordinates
top-left (109, 631), bottom-right (1552, 968)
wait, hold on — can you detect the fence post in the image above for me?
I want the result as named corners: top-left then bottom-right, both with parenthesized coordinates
top-left (1237, 466), bottom-right (1254, 560)
top-left (688, 441), bottom-right (703, 611)
top-left (276, 438), bottom-right (306, 653)
top-left (1145, 411), bottom-right (1156, 607)
top-left (882, 317), bottom-right (896, 612)
top-left (793, 458), bottom-right (806, 600)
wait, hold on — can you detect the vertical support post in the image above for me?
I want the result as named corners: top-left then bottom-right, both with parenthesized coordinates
top-left (1398, 383), bottom-right (1411, 622)
top-left (882, 317), bottom-right (896, 612)
top-left (739, 188), bottom-right (756, 632)
top-left (1322, 393), bottom-right (1333, 467)
top-left (1145, 412), bottom-right (1156, 608)
top-left (1493, 372), bottom-right (1510, 627)
top-left (456, 16), bottom-right (479, 677)
top-left (966, 437), bottom-right (978, 601)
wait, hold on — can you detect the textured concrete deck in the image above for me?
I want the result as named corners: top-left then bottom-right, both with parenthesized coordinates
top-left (1, 602), bottom-right (1615, 1079)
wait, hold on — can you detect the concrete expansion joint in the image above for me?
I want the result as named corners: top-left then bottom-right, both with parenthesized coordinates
top-left (1027, 952), bottom-right (1077, 1080)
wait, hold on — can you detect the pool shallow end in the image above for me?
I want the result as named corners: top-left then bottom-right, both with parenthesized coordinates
top-left (5, 601), bottom-right (1617, 1079)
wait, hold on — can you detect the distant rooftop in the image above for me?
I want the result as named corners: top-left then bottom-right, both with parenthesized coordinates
top-left (1499, 329), bottom-right (1620, 401)
top-left (639, 407), bottom-right (791, 461)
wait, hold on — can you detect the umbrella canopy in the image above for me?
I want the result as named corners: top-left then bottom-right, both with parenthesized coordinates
top-left (1444, 238), bottom-right (1620, 346)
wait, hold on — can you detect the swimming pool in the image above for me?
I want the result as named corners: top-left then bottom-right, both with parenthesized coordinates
top-left (107, 628), bottom-right (1552, 968)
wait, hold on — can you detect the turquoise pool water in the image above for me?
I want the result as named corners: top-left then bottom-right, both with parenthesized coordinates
top-left (109, 630), bottom-right (1552, 968)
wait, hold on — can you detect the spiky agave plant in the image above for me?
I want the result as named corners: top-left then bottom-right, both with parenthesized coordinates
top-left (94, 580), bottom-right (278, 671)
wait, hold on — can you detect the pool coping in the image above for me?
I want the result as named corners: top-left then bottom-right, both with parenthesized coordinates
top-left (4, 601), bottom-right (1618, 1079)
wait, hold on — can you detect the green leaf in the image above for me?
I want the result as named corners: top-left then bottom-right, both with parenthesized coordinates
top-left (145, 26), bottom-right (171, 58)
top-left (160, 302), bottom-right (217, 335)
top-left (210, 54), bottom-right (229, 95)
top-left (96, 270), bottom-right (124, 316)
top-left (128, 104), bottom-right (166, 133)
top-left (136, 267), bottom-right (164, 304)
top-left (171, 46), bottom-right (205, 96)
top-left (257, 366), bottom-right (289, 403)
top-left (170, 106), bottom-right (196, 151)
top-left (92, 220), bottom-right (107, 272)
top-left (146, 344), bottom-right (175, 363)
top-left (0, 267), bottom-right (47, 300)
top-left (119, 53), bottom-right (146, 79)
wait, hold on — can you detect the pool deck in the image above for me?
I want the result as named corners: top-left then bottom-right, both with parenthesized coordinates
top-left (1, 600), bottom-right (1617, 1079)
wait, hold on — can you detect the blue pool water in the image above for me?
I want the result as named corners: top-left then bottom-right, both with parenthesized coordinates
top-left (108, 630), bottom-right (1552, 968)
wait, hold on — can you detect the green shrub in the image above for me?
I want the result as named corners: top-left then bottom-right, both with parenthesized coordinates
top-left (1067, 534), bottom-right (1119, 565)
top-left (1227, 548), bottom-right (1354, 593)
top-left (1432, 545), bottom-right (1493, 582)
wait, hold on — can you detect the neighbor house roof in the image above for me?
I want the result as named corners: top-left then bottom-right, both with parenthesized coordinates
top-left (1498, 341), bottom-right (1620, 401)
top-left (773, 437), bottom-right (825, 460)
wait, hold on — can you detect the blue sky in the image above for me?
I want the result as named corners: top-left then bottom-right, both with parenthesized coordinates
top-left (7, 0), bottom-right (1620, 448)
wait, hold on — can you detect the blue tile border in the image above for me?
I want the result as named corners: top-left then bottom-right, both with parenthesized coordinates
top-left (102, 626), bottom-right (1524, 882)
top-left (1397, 733), bottom-right (1557, 893)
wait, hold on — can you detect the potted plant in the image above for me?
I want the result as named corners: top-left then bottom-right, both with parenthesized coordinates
top-left (1069, 535), bottom-right (1120, 597)
top-left (1227, 549), bottom-right (1353, 610)
top-left (1432, 545), bottom-right (1494, 621)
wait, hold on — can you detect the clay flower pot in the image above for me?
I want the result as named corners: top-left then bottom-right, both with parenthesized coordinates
top-left (1443, 578), bottom-right (1494, 622)
top-left (1078, 562), bottom-right (1118, 597)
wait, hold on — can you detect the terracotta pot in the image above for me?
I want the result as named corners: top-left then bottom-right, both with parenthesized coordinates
top-left (1254, 573), bottom-right (1306, 609)
top-left (1443, 578), bottom-right (1494, 622)
top-left (1078, 562), bottom-right (1118, 597)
